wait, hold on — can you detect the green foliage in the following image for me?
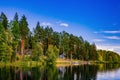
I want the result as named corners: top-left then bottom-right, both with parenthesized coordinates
top-left (89, 43), bottom-right (98, 60)
top-left (19, 15), bottom-right (30, 56)
top-left (0, 12), bottom-right (8, 30)
top-left (19, 15), bottom-right (29, 38)
top-left (97, 50), bottom-right (120, 62)
top-left (11, 13), bottom-right (20, 62)
top-left (11, 13), bottom-right (20, 41)
top-left (0, 30), bottom-right (13, 62)
top-left (52, 31), bottom-right (60, 48)
top-left (39, 55), bottom-right (47, 65)
top-left (34, 22), bottom-right (44, 43)
top-left (59, 31), bottom-right (69, 58)
top-left (0, 22), bottom-right (4, 32)
top-left (31, 43), bottom-right (43, 61)
top-left (46, 45), bottom-right (59, 64)
top-left (98, 53), bottom-right (103, 61)
top-left (23, 55), bottom-right (31, 61)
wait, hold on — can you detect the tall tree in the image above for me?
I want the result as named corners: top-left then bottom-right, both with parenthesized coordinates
top-left (31, 43), bottom-right (43, 61)
top-left (84, 41), bottom-right (90, 60)
top-left (34, 22), bottom-right (45, 55)
top-left (34, 22), bottom-right (44, 43)
top-left (90, 43), bottom-right (98, 60)
top-left (52, 31), bottom-right (60, 48)
top-left (11, 13), bottom-right (20, 61)
top-left (78, 36), bottom-right (85, 60)
top-left (69, 34), bottom-right (74, 61)
top-left (0, 12), bottom-right (8, 30)
top-left (44, 26), bottom-right (53, 45)
top-left (19, 15), bottom-right (29, 57)
top-left (0, 23), bottom-right (13, 62)
top-left (43, 26), bottom-right (53, 55)
top-left (60, 31), bottom-right (70, 58)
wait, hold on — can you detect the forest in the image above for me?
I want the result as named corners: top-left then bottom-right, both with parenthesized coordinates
top-left (0, 12), bottom-right (120, 64)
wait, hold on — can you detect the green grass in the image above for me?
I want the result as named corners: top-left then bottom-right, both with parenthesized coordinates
top-left (0, 59), bottom-right (120, 68)
top-left (56, 58), bottom-right (120, 65)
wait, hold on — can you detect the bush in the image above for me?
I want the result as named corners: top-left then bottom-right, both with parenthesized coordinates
top-left (46, 45), bottom-right (59, 64)
top-left (31, 43), bottom-right (43, 61)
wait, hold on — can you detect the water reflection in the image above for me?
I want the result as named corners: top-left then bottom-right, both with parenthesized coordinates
top-left (0, 64), bottom-right (120, 80)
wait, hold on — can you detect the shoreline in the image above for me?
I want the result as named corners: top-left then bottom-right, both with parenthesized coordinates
top-left (0, 59), bottom-right (120, 67)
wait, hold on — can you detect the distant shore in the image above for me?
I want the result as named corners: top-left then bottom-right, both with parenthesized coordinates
top-left (56, 58), bottom-right (120, 67)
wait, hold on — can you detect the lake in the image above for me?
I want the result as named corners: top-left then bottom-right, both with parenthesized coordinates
top-left (0, 64), bottom-right (120, 80)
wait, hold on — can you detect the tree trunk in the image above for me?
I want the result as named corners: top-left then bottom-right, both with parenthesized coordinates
top-left (15, 44), bottom-right (18, 62)
top-left (21, 37), bottom-right (25, 58)
top-left (20, 69), bottom-right (23, 80)
top-left (70, 51), bottom-right (72, 63)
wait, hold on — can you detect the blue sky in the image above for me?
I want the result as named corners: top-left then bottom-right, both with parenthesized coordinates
top-left (0, 0), bottom-right (120, 54)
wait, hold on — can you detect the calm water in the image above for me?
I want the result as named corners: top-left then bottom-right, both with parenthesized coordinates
top-left (0, 64), bottom-right (120, 80)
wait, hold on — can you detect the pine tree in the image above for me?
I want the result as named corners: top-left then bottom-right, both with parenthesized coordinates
top-left (11, 13), bottom-right (20, 61)
top-left (69, 34), bottom-right (74, 61)
top-left (0, 12), bottom-right (8, 30)
top-left (19, 15), bottom-right (29, 57)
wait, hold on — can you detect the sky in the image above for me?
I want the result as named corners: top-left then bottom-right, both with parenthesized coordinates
top-left (0, 0), bottom-right (120, 54)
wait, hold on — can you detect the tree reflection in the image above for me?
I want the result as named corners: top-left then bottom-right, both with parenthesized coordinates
top-left (0, 64), bottom-right (120, 80)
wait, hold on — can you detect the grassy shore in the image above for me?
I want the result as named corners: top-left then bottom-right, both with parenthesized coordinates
top-left (56, 58), bottom-right (91, 66)
top-left (56, 58), bottom-right (120, 66)
top-left (0, 58), bottom-right (120, 67)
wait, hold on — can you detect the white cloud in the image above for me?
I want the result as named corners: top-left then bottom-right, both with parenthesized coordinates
top-left (104, 36), bottom-right (120, 40)
top-left (93, 39), bottom-right (105, 42)
top-left (93, 30), bottom-right (120, 34)
top-left (96, 45), bottom-right (120, 54)
top-left (60, 23), bottom-right (69, 27)
top-left (102, 30), bottom-right (120, 34)
top-left (41, 22), bottom-right (52, 26)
